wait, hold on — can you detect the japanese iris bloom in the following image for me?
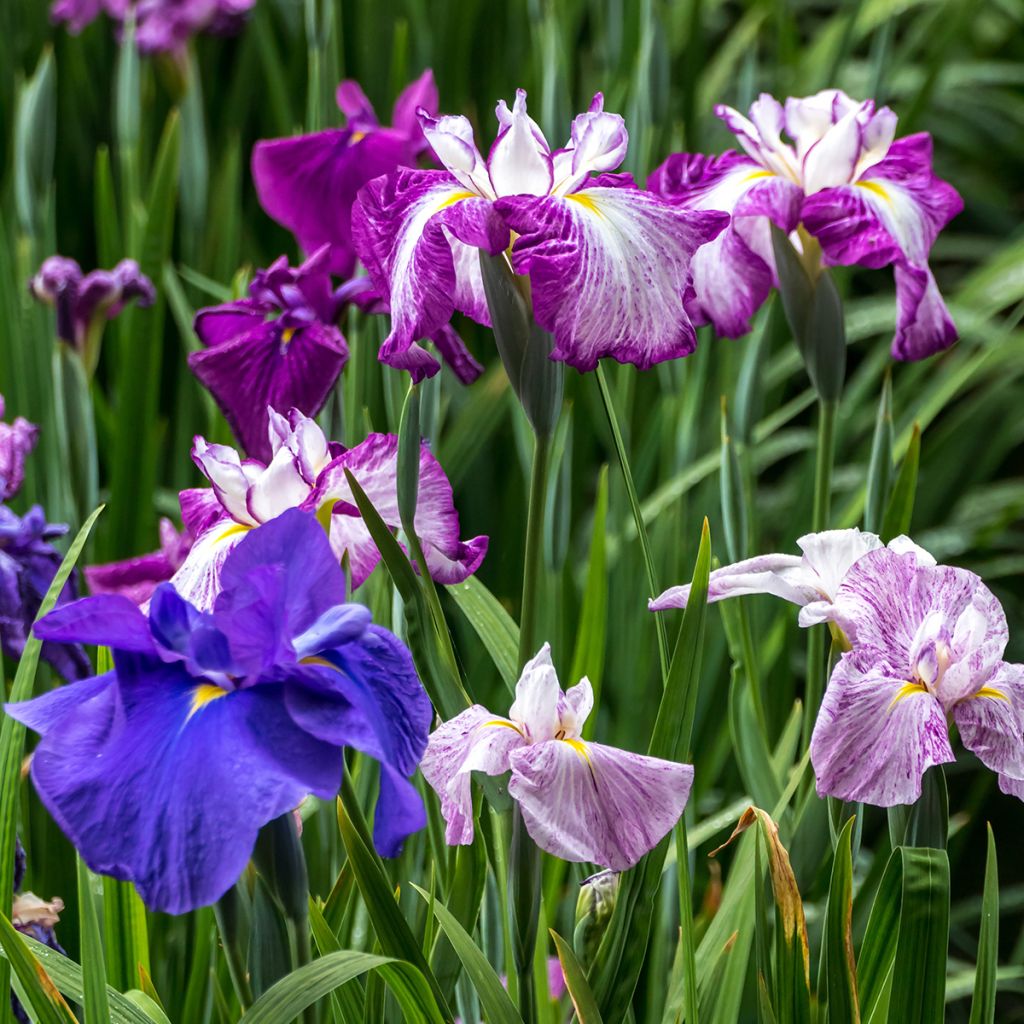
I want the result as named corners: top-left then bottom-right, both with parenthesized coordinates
top-left (650, 90), bottom-right (963, 359)
top-left (171, 408), bottom-right (486, 610)
top-left (29, 256), bottom-right (155, 354)
top-left (0, 396), bottom-right (38, 501)
top-left (190, 247), bottom-right (350, 461)
top-left (85, 517), bottom-right (193, 606)
top-left (650, 528), bottom-right (934, 633)
top-left (253, 70), bottom-right (438, 279)
top-left (420, 644), bottom-right (693, 870)
top-left (5, 509), bottom-right (432, 913)
top-left (810, 546), bottom-right (1024, 805)
top-left (353, 90), bottom-right (729, 379)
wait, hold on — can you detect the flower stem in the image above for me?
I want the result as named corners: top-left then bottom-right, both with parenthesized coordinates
top-left (510, 805), bottom-right (542, 1024)
top-left (518, 431), bottom-right (551, 667)
top-left (595, 364), bottom-right (670, 684)
top-left (213, 886), bottom-right (253, 1011)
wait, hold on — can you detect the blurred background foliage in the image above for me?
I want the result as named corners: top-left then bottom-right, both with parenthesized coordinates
top-left (2, 0), bottom-right (1023, 1020)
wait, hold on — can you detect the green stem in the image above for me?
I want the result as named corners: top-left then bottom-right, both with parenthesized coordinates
top-left (213, 887), bottom-right (253, 1011)
top-left (518, 432), bottom-right (552, 667)
top-left (595, 364), bottom-right (669, 684)
top-left (510, 806), bottom-right (541, 1024)
top-left (675, 821), bottom-right (699, 1024)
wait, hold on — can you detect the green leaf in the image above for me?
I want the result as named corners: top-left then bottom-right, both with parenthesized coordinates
top-left (122, 991), bottom-right (171, 1024)
top-left (77, 857), bottom-right (111, 1024)
top-left (397, 383), bottom-right (422, 535)
top-left (410, 884), bottom-right (521, 1024)
top-left (309, 899), bottom-right (365, 1024)
top-left (550, 929), bottom-right (603, 1024)
top-left (445, 576), bottom-right (519, 694)
top-left (0, 914), bottom-right (77, 1024)
top-left (863, 369), bottom-right (893, 534)
top-left (238, 952), bottom-right (446, 1024)
top-left (880, 423), bottom-right (921, 542)
top-left (430, 840), bottom-right (487, 1003)
top-left (102, 877), bottom-right (151, 995)
top-left (968, 824), bottom-right (999, 1024)
top-left (822, 817), bottom-right (859, 1024)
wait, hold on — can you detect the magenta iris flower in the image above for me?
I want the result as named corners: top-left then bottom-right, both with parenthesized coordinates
top-left (252, 70), bottom-right (438, 279)
top-left (190, 247), bottom-right (350, 461)
top-left (51, 0), bottom-right (256, 54)
top-left (85, 517), bottom-right (193, 605)
top-left (170, 408), bottom-right (486, 610)
top-left (650, 90), bottom-right (963, 359)
top-left (650, 528), bottom-right (934, 630)
top-left (0, 396), bottom-right (38, 502)
top-left (810, 546), bottom-right (1024, 806)
top-left (29, 256), bottom-right (155, 355)
top-left (352, 90), bottom-right (728, 379)
top-left (6, 509), bottom-right (432, 914)
top-left (420, 644), bottom-right (693, 870)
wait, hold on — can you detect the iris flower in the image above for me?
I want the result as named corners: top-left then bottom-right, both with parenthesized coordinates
top-left (810, 546), bottom-right (1024, 805)
top-left (190, 247), bottom-right (350, 461)
top-left (171, 408), bottom-right (486, 610)
top-left (420, 645), bottom-right (693, 870)
top-left (253, 70), bottom-right (438, 279)
top-left (353, 89), bottom-right (728, 379)
top-left (6, 509), bottom-right (432, 913)
top-left (650, 528), bottom-right (933, 633)
top-left (29, 256), bottom-right (155, 360)
top-left (0, 396), bottom-right (38, 502)
top-left (85, 517), bottom-right (193, 605)
top-left (650, 90), bottom-right (963, 359)
top-left (50, 0), bottom-right (256, 54)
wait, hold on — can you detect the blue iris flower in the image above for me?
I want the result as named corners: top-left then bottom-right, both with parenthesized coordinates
top-left (5, 508), bottom-right (432, 914)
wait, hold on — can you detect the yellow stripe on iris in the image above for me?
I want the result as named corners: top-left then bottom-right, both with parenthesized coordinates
top-left (189, 683), bottom-right (229, 719)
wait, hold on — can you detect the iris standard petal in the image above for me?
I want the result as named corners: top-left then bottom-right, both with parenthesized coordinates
top-left (419, 705), bottom-right (526, 844)
top-left (496, 183), bottom-right (728, 371)
top-left (488, 90), bottom-right (553, 197)
top-left (507, 738), bottom-right (693, 870)
top-left (810, 656), bottom-right (955, 806)
top-left (508, 643), bottom-right (562, 743)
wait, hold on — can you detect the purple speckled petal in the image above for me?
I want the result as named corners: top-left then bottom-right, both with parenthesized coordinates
top-left (649, 552), bottom-right (808, 611)
top-left (507, 738), bottom-right (693, 870)
top-left (391, 69), bottom-right (438, 152)
top-left (419, 705), bottom-right (525, 844)
top-left (429, 323), bottom-right (484, 384)
top-left (308, 433), bottom-right (487, 590)
top-left (810, 655), bottom-right (954, 806)
top-left (353, 168), bottom-right (507, 382)
top-left (252, 129), bottom-right (408, 277)
top-left (0, 399), bottom-right (39, 501)
top-left (165, 521), bottom-right (251, 612)
top-left (954, 663), bottom-right (1024, 781)
top-left (496, 184), bottom-right (728, 371)
top-left (179, 488), bottom-right (226, 538)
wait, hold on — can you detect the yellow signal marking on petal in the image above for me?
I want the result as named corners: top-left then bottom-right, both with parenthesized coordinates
top-left (857, 180), bottom-right (890, 201)
top-left (970, 686), bottom-right (1008, 701)
top-left (566, 193), bottom-right (603, 217)
top-left (887, 681), bottom-right (928, 711)
top-left (560, 737), bottom-right (592, 765)
top-left (483, 719), bottom-right (524, 737)
top-left (218, 521), bottom-right (253, 542)
top-left (438, 190), bottom-right (476, 210)
top-left (742, 170), bottom-right (775, 182)
top-left (301, 655), bottom-right (336, 670)
top-left (281, 327), bottom-right (296, 345)
top-left (189, 683), bottom-right (229, 719)
top-left (351, 131), bottom-right (367, 144)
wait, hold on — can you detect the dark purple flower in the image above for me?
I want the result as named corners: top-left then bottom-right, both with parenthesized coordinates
top-left (6, 509), bottom-right (433, 914)
top-left (0, 397), bottom-right (39, 502)
top-left (51, 0), bottom-right (256, 53)
top-left (0, 505), bottom-right (90, 682)
top-left (190, 247), bottom-right (350, 462)
top-left (29, 256), bottom-right (155, 359)
top-left (85, 518), bottom-right (193, 606)
top-left (252, 69), bottom-right (438, 279)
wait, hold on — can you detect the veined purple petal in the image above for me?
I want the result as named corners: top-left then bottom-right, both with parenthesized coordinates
top-left (179, 488), bottom-right (226, 538)
top-left (166, 520), bottom-right (251, 612)
top-left (419, 114), bottom-right (493, 196)
top-left (507, 738), bottom-right (693, 870)
top-left (0, 397), bottom-right (39, 501)
top-left (552, 93), bottom-right (628, 195)
top-left (353, 168), bottom-right (507, 382)
top-left (85, 518), bottom-right (193, 606)
top-left (811, 654), bottom-right (954, 805)
top-left (390, 69), bottom-right (438, 151)
top-left (419, 705), bottom-right (526, 845)
top-left (191, 437), bottom-right (261, 524)
top-left (34, 595), bottom-right (154, 652)
top-left (496, 184), bottom-right (728, 371)
top-left (429, 323), bottom-right (484, 384)
top-left (252, 129), bottom-right (409, 278)
top-left (953, 663), bottom-right (1024, 781)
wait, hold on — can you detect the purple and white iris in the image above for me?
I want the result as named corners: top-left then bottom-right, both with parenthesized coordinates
top-left (190, 248), bottom-right (350, 462)
top-left (420, 644), bottom-right (693, 870)
top-left (810, 547), bottom-right (1024, 806)
top-left (650, 528), bottom-right (934, 632)
top-left (170, 408), bottom-right (486, 610)
top-left (85, 517), bottom-right (193, 606)
top-left (6, 510), bottom-right (432, 913)
top-left (353, 89), bottom-right (728, 379)
top-left (651, 90), bottom-right (963, 359)
top-left (29, 256), bottom-right (155, 356)
top-left (0, 396), bottom-right (38, 502)
top-left (253, 70), bottom-right (438, 279)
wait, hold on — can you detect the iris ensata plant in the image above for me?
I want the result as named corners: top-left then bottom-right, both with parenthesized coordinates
top-left (29, 256), bottom-right (155, 378)
top-left (85, 517), bottom-right (193, 605)
top-left (7, 509), bottom-right (432, 913)
top-left (420, 644), bottom-right (694, 870)
top-left (353, 89), bottom-right (729, 380)
top-left (171, 407), bottom-right (486, 609)
top-left (651, 89), bottom-right (963, 360)
top-left (810, 546), bottom-right (1024, 805)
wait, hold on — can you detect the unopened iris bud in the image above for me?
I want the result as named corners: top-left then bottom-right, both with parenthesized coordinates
top-left (573, 869), bottom-right (620, 968)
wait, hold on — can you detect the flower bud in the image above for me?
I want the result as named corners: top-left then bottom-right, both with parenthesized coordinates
top-left (573, 869), bottom-right (620, 968)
